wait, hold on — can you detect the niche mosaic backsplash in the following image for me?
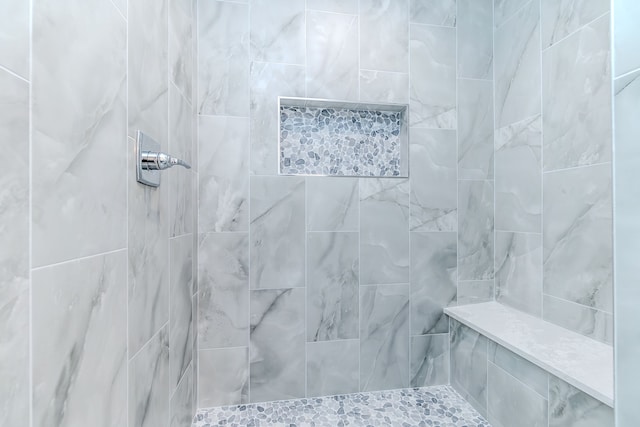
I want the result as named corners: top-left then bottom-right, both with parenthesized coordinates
top-left (279, 98), bottom-right (408, 177)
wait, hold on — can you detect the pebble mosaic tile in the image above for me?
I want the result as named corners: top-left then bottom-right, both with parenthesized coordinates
top-left (192, 385), bottom-right (490, 426)
top-left (279, 105), bottom-right (406, 177)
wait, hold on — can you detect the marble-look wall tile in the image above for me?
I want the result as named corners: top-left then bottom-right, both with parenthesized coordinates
top-left (250, 0), bottom-right (305, 64)
top-left (307, 177), bottom-right (359, 231)
top-left (614, 69), bottom-right (640, 426)
top-left (411, 232), bottom-right (457, 335)
top-left (170, 235), bottom-right (194, 390)
top-left (457, 0), bottom-right (493, 80)
top-left (250, 288), bottom-right (305, 402)
top-left (542, 15), bottom-right (611, 171)
top-left (494, 0), bottom-right (541, 128)
top-left (0, 69), bottom-right (29, 427)
top-left (306, 11), bottom-right (359, 100)
top-left (359, 70), bottom-right (410, 104)
top-left (450, 320), bottom-right (488, 417)
top-left (495, 232), bottom-right (542, 316)
top-left (541, 0), bottom-right (609, 48)
top-left (494, 0), bottom-right (531, 28)
top-left (457, 281), bottom-right (494, 305)
top-left (614, 0), bottom-right (640, 76)
top-left (488, 341), bottom-right (548, 398)
top-left (250, 62), bottom-right (305, 175)
top-left (307, 232), bottom-right (359, 341)
top-left (170, 365), bottom-right (194, 427)
top-left (169, 87), bottom-right (194, 237)
top-left (360, 284), bottom-right (410, 392)
top-left (487, 363), bottom-right (548, 427)
top-left (495, 115), bottom-right (542, 233)
top-left (198, 232), bottom-right (248, 349)
top-left (360, 178), bottom-right (410, 285)
top-left (198, 0), bottom-right (249, 116)
top-left (169, 0), bottom-right (193, 102)
top-left (250, 176), bottom-right (305, 289)
top-left (543, 164), bottom-right (612, 312)
top-left (410, 129), bottom-right (457, 231)
top-left (307, 0), bottom-right (358, 14)
top-left (128, 0), bottom-right (168, 138)
top-left (549, 376), bottom-right (614, 426)
top-left (199, 116), bottom-right (249, 232)
top-left (458, 180), bottom-right (494, 280)
top-left (307, 340), bottom-right (359, 397)
top-left (199, 347), bottom-right (248, 407)
top-left (32, 0), bottom-right (127, 267)
top-left (410, 0), bottom-right (456, 26)
top-left (458, 79), bottom-right (494, 180)
top-left (360, 0), bottom-right (409, 73)
top-left (32, 251), bottom-right (127, 427)
top-left (0, 0), bottom-right (29, 78)
top-left (410, 334), bottom-right (449, 387)
top-left (129, 326), bottom-right (170, 427)
top-left (543, 295), bottom-right (613, 344)
top-left (410, 24), bottom-right (456, 128)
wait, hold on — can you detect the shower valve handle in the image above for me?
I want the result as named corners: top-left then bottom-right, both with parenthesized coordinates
top-left (140, 151), bottom-right (191, 170)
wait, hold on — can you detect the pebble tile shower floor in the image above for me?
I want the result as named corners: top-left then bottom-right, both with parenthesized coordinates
top-left (192, 386), bottom-right (490, 427)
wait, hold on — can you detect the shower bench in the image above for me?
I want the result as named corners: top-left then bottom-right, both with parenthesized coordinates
top-left (444, 301), bottom-right (614, 425)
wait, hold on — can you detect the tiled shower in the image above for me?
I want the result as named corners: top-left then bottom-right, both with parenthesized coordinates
top-left (0, 0), bottom-right (638, 426)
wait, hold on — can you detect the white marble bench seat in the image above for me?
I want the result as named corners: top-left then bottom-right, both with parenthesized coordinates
top-left (444, 301), bottom-right (614, 407)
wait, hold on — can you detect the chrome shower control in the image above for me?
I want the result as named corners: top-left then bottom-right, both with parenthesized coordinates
top-left (135, 131), bottom-right (190, 187)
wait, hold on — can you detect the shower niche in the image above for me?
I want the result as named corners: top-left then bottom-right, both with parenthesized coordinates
top-left (278, 97), bottom-right (409, 177)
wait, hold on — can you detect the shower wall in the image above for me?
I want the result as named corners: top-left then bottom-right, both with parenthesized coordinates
top-left (492, 0), bottom-right (613, 344)
top-left (0, 0), bottom-right (197, 426)
top-left (196, 0), bottom-right (494, 406)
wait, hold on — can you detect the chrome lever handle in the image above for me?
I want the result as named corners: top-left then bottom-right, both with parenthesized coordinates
top-left (141, 151), bottom-right (191, 170)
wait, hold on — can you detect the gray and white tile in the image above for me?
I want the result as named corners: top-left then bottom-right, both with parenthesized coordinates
top-left (170, 364), bottom-right (194, 427)
top-left (450, 320), bottom-right (488, 417)
top-left (359, 70), bottom-right (410, 104)
top-left (410, 0), bottom-right (456, 26)
top-left (457, 281), bottom-right (494, 305)
top-left (307, 0), bottom-right (358, 14)
top-left (488, 342), bottom-right (548, 398)
top-left (410, 334), bottom-right (449, 387)
top-left (169, 0), bottom-right (193, 102)
top-left (359, 0), bottom-right (409, 73)
top-left (549, 376), bottom-right (613, 426)
top-left (543, 295), bottom-right (613, 344)
top-left (458, 79), bottom-right (494, 180)
top-left (307, 177), bottom-right (359, 232)
top-left (458, 180), bottom-right (494, 281)
top-left (307, 232), bottom-right (359, 342)
top-left (411, 232), bottom-right (457, 335)
top-left (250, 176), bottom-right (305, 289)
top-left (0, 0), bottom-right (29, 78)
top-left (250, 0), bottom-right (305, 64)
top-left (541, 0), bottom-right (609, 48)
top-left (307, 340), bottom-right (359, 397)
top-left (199, 347), bottom-right (248, 407)
top-left (494, 0), bottom-right (531, 28)
top-left (170, 235), bottom-right (194, 389)
top-left (457, 0), bottom-right (493, 80)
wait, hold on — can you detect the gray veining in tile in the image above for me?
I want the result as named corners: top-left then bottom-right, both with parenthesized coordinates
top-left (307, 232), bottom-right (359, 342)
top-left (198, 232), bottom-right (249, 349)
top-left (170, 364), bottom-right (194, 427)
top-left (307, 177), bottom-right (359, 232)
top-left (199, 116), bottom-right (249, 233)
top-left (250, 176), bottom-right (305, 289)
top-left (199, 347), bottom-right (248, 407)
top-left (450, 320), bottom-right (488, 417)
top-left (457, 281), bottom-right (494, 305)
top-left (458, 180), bottom-right (494, 281)
top-left (541, 0), bottom-right (609, 48)
top-left (494, 0), bottom-right (541, 128)
top-left (494, 0), bottom-right (531, 29)
top-left (198, 0), bottom-right (249, 116)
top-left (307, 340), bottom-right (359, 397)
top-left (495, 231), bottom-right (542, 316)
top-left (32, 251), bottom-right (127, 427)
top-left (458, 79), bottom-right (494, 180)
top-left (359, 70), bottom-right (410, 104)
top-left (614, 0), bottom-right (640, 76)
top-left (543, 164), bottom-right (612, 313)
top-left (360, 284), bottom-right (410, 392)
top-left (549, 376), bottom-right (613, 426)
top-left (307, 0), bottom-right (358, 14)
top-left (169, 0), bottom-right (193, 103)
top-left (410, 0), bottom-right (456, 26)
top-left (542, 15), bottom-right (611, 171)
top-left (488, 341), bottom-right (548, 398)
top-left (410, 128), bottom-right (457, 231)
top-left (0, 0), bottom-right (29, 78)
top-left (410, 24), bottom-right (456, 129)
top-left (250, 288), bottom-right (305, 402)
top-left (411, 334), bottom-right (449, 387)
top-left (457, 0), bottom-right (493, 80)
top-left (360, 179), bottom-right (410, 285)
top-left (170, 235), bottom-right (194, 389)
top-left (495, 115), bottom-right (542, 233)
top-left (250, 0), bottom-right (305, 64)
top-left (543, 295), bottom-right (613, 345)
top-left (411, 232), bottom-right (457, 335)
top-left (306, 11), bottom-right (359, 101)
top-left (360, 0), bottom-right (409, 73)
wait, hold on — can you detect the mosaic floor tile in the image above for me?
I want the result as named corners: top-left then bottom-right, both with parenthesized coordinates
top-left (192, 385), bottom-right (490, 427)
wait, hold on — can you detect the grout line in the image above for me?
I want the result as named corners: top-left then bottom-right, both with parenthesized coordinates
top-left (0, 64), bottom-right (29, 83)
top-left (542, 161), bottom-right (612, 175)
top-left (124, 0), bottom-right (130, 425)
top-left (543, 293), bottom-right (613, 315)
top-left (31, 247), bottom-right (128, 272)
top-left (538, 0), bottom-right (545, 320)
top-left (28, 0), bottom-right (34, 424)
top-left (540, 10), bottom-right (611, 53)
top-left (494, 0), bottom-right (534, 32)
top-left (246, 0), bottom-right (252, 405)
top-left (614, 66), bottom-right (640, 82)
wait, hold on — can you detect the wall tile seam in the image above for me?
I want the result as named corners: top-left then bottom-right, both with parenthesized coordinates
top-left (197, 113), bottom-right (249, 119)
top-left (458, 178), bottom-right (495, 182)
top-left (128, 319), bottom-right (170, 363)
top-left (487, 359), bottom-right (549, 401)
top-left (30, 247), bottom-right (128, 272)
top-left (542, 161), bottom-right (612, 175)
top-left (409, 125), bottom-right (457, 131)
top-left (494, 230), bottom-right (542, 236)
top-left (0, 64), bottom-right (30, 83)
top-left (493, 0), bottom-right (536, 33)
top-left (492, 112), bottom-right (541, 132)
top-left (109, 0), bottom-right (127, 23)
top-left (170, 360), bottom-right (194, 401)
top-left (360, 282), bottom-right (410, 287)
top-left (409, 22), bottom-right (456, 30)
top-left (540, 10), bottom-right (612, 54)
top-left (169, 231), bottom-right (195, 240)
top-left (359, 68), bottom-right (409, 76)
top-left (542, 293), bottom-right (614, 316)
top-left (614, 67), bottom-right (640, 81)
top-left (304, 9), bottom-right (357, 18)
top-left (457, 76), bottom-right (493, 83)
top-left (170, 80), bottom-right (194, 110)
